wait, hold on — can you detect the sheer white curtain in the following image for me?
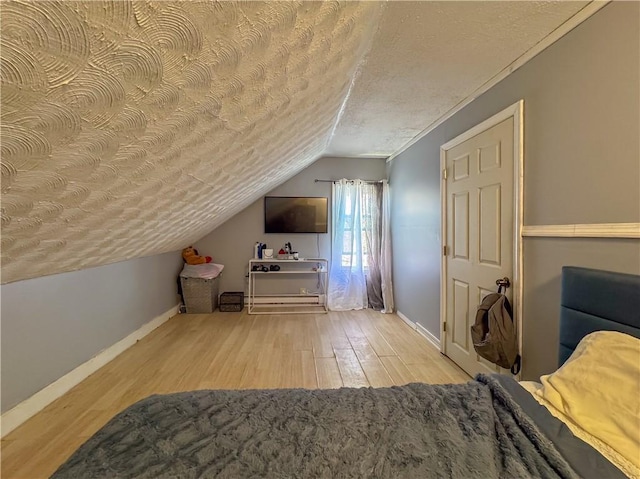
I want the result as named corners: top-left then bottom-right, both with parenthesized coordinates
top-left (328, 179), bottom-right (368, 310)
top-left (328, 179), bottom-right (394, 312)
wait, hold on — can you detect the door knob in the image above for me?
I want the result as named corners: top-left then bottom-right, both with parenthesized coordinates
top-left (496, 277), bottom-right (510, 292)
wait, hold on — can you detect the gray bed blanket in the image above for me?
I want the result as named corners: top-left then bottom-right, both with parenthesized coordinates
top-left (52, 374), bottom-right (579, 479)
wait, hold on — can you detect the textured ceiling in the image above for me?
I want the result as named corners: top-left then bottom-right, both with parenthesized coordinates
top-left (327, 1), bottom-right (588, 157)
top-left (1, 1), bottom-right (590, 284)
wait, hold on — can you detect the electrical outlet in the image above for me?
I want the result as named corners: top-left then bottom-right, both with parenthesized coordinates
top-left (299, 287), bottom-right (307, 295)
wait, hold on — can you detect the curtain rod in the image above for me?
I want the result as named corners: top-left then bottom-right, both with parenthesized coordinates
top-left (314, 179), bottom-right (384, 184)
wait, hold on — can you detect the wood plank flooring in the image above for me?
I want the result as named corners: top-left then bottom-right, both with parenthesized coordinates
top-left (1, 309), bottom-right (469, 478)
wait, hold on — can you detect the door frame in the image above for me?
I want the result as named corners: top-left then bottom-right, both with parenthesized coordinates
top-left (439, 100), bottom-right (524, 374)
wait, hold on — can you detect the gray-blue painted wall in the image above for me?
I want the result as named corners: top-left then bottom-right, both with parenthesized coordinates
top-left (388, 2), bottom-right (640, 380)
top-left (196, 157), bottom-right (388, 295)
top-left (1, 251), bottom-right (184, 412)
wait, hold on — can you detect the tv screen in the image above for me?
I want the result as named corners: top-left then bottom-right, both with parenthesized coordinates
top-left (264, 197), bottom-right (328, 234)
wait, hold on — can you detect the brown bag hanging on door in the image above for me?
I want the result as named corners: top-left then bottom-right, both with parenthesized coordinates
top-left (471, 292), bottom-right (521, 374)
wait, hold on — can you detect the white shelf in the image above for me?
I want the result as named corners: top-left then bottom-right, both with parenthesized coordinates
top-left (249, 258), bottom-right (326, 263)
top-left (248, 304), bottom-right (327, 315)
top-left (248, 258), bottom-right (328, 315)
top-left (250, 270), bottom-right (325, 274)
top-left (254, 293), bottom-right (320, 297)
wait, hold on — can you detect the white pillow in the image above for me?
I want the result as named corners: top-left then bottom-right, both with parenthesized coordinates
top-left (535, 331), bottom-right (640, 474)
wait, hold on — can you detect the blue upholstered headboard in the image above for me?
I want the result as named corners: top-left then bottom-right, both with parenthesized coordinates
top-left (559, 266), bottom-right (640, 367)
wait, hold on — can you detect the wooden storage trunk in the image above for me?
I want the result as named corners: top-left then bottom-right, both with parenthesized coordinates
top-left (180, 276), bottom-right (219, 313)
top-left (219, 291), bottom-right (244, 312)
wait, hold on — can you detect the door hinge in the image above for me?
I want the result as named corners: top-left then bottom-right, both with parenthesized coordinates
top-left (443, 245), bottom-right (449, 256)
top-left (442, 168), bottom-right (447, 180)
top-left (443, 322), bottom-right (447, 332)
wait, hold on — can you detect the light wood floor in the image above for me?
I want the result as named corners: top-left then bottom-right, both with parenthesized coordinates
top-left (1, 309), bottom-right (469, 478)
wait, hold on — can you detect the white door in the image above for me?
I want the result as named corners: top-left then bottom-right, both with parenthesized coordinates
top-left (441, 105), bottom-right (521, 378)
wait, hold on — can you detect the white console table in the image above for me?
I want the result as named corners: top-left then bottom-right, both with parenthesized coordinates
top-left (248, 258), bottom-right (328, 315)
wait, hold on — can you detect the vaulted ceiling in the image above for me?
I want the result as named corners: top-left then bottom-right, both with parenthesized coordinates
top-left (0, 1), bottom-right (589, 283)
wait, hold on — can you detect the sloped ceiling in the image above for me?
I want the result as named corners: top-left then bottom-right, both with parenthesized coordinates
top-left (0, 1), bottom-right (588, 284)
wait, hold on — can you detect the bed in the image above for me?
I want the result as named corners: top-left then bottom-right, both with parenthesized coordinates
top-left (52, 267), bottom-right (640, 479)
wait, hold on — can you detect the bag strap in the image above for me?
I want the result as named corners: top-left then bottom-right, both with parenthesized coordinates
top-left (510, 354), bottom-right (521, 375)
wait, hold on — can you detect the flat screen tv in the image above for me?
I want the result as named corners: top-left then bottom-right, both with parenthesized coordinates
top-left (264, 196), bottom-right (328, 234)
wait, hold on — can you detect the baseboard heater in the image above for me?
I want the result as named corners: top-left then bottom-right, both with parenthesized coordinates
top-left (246, 295), bottom-right (324, 305)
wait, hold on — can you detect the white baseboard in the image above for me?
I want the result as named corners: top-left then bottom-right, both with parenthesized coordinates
top-left (1, 304), bottom-right (179, 438)
top-left (416, 323), bottom-right (441, 350)
top-left (396, 310), bottom-right (416, 329)
top-left (397, 310), bottom-right (442, 350)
